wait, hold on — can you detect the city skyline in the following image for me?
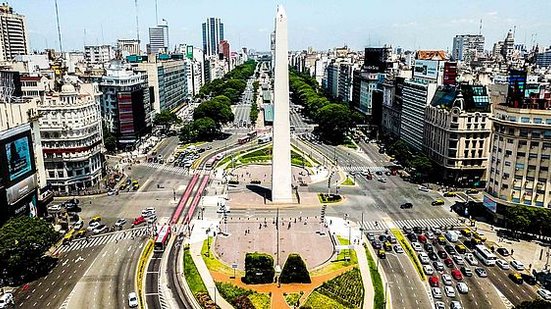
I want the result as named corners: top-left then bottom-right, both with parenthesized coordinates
top-left (17, 0), bottom-right (551, 53)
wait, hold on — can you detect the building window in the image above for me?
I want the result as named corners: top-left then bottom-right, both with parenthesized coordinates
top-left (546, 119), bottom-right (551, 125)
top-left (534, 118), bottom-right (543, 124)
top-left (507, 139), bottom-right (513, 144)
top-left (505, 161), bottom-right (511, 166)
top-left (520, 129), bottom-right (529, 137)
top-left (529, 153), bottom-right (538, 159)
top-left (521, 117), bottom-right (530, 123)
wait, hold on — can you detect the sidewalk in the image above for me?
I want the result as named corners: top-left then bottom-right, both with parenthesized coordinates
top-left (355, 238), bottom-right (374, 309)
top-left (189, 220), bottom-right (233, 309)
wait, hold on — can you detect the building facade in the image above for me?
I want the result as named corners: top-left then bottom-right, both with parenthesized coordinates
top-left (400, 78), bottom-right (438, 151)
top-left (148, 24), bottom-right (168, 54)
top-left (0, 4), bottom-right (29, 62)
top-left (381, 76), bottom-right (403, 138)
top-left (137, 59), bottom-right (187, 112)
top-left (100, 61), bottom-right (152, 147)
top-left (202, 17), bottom-right (224, 57)
top-left (38, 81), bottom-right (104, 193)
top-left (424, 85), bottom-right (492, 185)
top-left (117, 39), bottom-right (140, 56)
top-left (84, 45), bottom-right (115, 65)
top-left (536, 49), bottom-right (551, 68)
top-left (452, 34), bottom-right (485, 62)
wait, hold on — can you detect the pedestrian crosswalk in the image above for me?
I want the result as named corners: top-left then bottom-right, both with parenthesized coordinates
top-left (55, 227), bottom-right (149, 254)
top-left (342, 166), bottom-right (387, 173)
top-left (361, 220), bottom-right (389, 231)
top-left (394, 217), bottom-right (463, 230)
top-left (140, 162), bottom-right (191, 175)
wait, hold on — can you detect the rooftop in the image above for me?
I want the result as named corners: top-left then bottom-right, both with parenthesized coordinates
top-left (430, 84), bottom-right (491, 113)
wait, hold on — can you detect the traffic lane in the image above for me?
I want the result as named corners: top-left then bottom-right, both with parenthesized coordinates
top-left (358, 141), bottom-right (390, 163)
top-left (459, 271), bottom-right (505, 309)
top-left (14, 244), bottom-right (106, 308)
top-left (486, 265), bottom-right (538, 306)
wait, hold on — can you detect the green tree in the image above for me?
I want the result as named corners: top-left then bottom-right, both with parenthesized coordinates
top-left (279, 253), bottom-right (311, 284)
top-left (193, 99), bottom-right (234, 127)
top-left (316, 104), bottom-right (355, 144)
top-left (0, 217), bottom-right (59, 283)
top-left (212, 95), bottom-right (232, 107)
top-left (243, 252), bottom-right (275, 284)
top-left (102, 124), bottom-right (117, 152)
top-left (154, 110), bottom-right (181, 127)
top-left (193, 117), bottom-right (218, 141)
top-left (178, 123), bottom-right (197, 144)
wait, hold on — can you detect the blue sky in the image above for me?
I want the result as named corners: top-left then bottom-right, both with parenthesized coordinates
top-left (16, 0), bottom-right (551, 53)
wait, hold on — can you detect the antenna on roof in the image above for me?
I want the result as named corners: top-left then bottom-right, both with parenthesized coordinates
top-left (155, 0), bottom-right (159, 25)
top-left (135, 0), bottom-right (140, 43)
top-left (479, 19), bottom-right (483, 35)
top-left (54, 0), bottom-right (63, 53)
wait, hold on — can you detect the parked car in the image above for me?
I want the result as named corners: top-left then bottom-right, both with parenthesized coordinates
top-left (433, 261), bottom-right (445, 271)
top-left (429, 275), bottom-right (440, 287)
top-left (441, 274), bottom-right (453, 286)
top-left (418, 253), bottom-right (430, 265)
top-left (444, 285), bottom-right (456, 298)
top-left (457, 282), bottom-right (469, 294)
top-left (412, 242), bottom-right (423, 252)
top-left (450, 301), bottom-right (463, 309)
top-left (431, 287), bottom-right (442, 299)
top-left (434, 301), bottom-right (446, 309)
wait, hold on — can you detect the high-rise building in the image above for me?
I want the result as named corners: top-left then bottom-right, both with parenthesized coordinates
top-left (219, 40), bottom-right (230, 60)
top-left (0, 4), bottom-right (29, 62)
top-left (38, 80), bottom-right (104, 193)
top-left (202, 17), bottom-right (224, 56)
top-left (99, 60), bottom-right (152, 148)
top-left (84, 45), bottom-right (115, 65)
top-left (452, 34), bottom-right (485, 62)
top-left (501, 30), bottom-right (515, 60)
top-left (137, 58), bottom-right (187, 112)
top-left (117, 39), bottom-right (140, 56)
top-left (148, 23), bottom-right (169, 54)
top-left (536, 48), bottom-right (551, 68)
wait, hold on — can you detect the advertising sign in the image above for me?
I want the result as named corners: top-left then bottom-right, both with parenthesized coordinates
top-left (483, 195), bottom-right (497, 213)
top-left (5, 135), bottom-right (32, 182)
top-left (186, 45), bottom-right (194, 60)
top-left (413, 60), bottom-right (439, 80)
top-left (6, 174), bottom-right (37, 205)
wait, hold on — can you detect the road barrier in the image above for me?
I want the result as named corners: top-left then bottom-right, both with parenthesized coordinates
top-left (391, 228), bottom-right (426, 281)
top-left (136, 239), bottom-right (154, 309)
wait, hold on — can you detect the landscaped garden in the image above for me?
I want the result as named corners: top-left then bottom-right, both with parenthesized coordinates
top-left (219, 144), bottom-right (317, 169)
top-left (215, 282), bottom-right (270, 309)
top-left (301, 268), bottom-right (363, 309)
top-left (364, 244), bottom-right (385, 309)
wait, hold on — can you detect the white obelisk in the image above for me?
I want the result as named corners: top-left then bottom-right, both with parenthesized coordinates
top-left (271, 5), bottom-right (293, 203)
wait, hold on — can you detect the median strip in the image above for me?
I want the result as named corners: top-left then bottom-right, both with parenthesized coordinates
top-left (391, 228), bottom-right (426, 281)
top-left (363, 244), bottom-right (385, 309)
top-left (136, 239), bottom-right (154, 309)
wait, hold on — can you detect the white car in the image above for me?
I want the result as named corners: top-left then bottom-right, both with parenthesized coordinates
top-left (48, 204), bottom-right (62, 212)
top-left (453, 255), bottom-right (465, 265)
top-left (418, 185), bottom-right (430, 192)
top-left (457, 282), bottom-right (469, 294)
top-left (0, 292), bottom-right (14, 308)
top-left (433, 261), bottom-right (445, 271)
top-left (115, 218), bottom-right (127, 228)
top-left (92, 224), bottom-right (108, 234)
top-left (432, 287), bottom-right (442, 299)
top-left (496, 259), bottom-right (510, 270)
top-left (128, 292), bottom-right (138, 308)
top-left (511, 260), bottom-right (525, 271)
top-left (464, 253), bottom-right (478, 266)
top-left (73, 220), bottom-right (84, 230)
top-left (419, 252), bottom-right (430, 264)
top-left (434, 301), bottom-right (445, 309)
top-left (442, 274), bottom-right (453, 286)
top-left (538, 288), bottom-right (551, 301)
top-left (426, 231), bottom-right (435, 240)
top-left (393, 245), bottom-right (404, 254)
top-left (147, 215), bottom-right (157, 224)
top-left (423, 265), bottom-right (434, 275)
top-left (412, 242), bottom-right (423, 252)
top-left (450, 301), bottom-right (463, 309)
top-left (87, 221), bottom-right (101, 230)
top-left (444, 285), bottom-right (456, 298)
top-left (142, 208), bottom-right (156, 218)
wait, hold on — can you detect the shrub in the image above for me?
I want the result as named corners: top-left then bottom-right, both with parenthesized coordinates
top-left (215, 282), bottom-right (252, 304)
top-left (243, 252), bottom-right (275, 284)
top-left (280, 253), bottom-right (311, 284)
top-left (196, 292), bottom-right (220, 309)
top-left (317, 268), bottom-right (363, 308)
top-left (234, 295), bottom-right (255, 309)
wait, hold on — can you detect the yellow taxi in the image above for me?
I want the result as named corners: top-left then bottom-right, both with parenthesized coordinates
top-left (473, 231), bottom-right (487, 242)
top-left (63, 229), bottom-right (75, 244)
top-left (461, 228), bottom-right (472, 237)
top-left (431, 199), bottom-right (445, 206)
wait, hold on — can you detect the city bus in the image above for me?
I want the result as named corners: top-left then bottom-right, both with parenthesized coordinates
top-left (154, 224), bottom-right (172, 253)
top-left (247, 130), bottom-right (258, 138)
top-left (205, 157), bottom-right (218, 168)
top-left (238, 136), bottom-right (250, 144)
top-left (474, 244), bottom-right (497, 266)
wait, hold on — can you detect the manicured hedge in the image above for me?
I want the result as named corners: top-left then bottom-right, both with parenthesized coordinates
top-left (243, 252), bottom-right (275, 284)
top-left (280, 253), bottom-right (311, 284)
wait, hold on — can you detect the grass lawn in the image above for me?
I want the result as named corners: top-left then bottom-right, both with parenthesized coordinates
top-left (311, 236), bottom-right (356, 276)
top-left (222, 144), bottom-right (316, 169)
top-left (364, 245), bottom-right (384, 309)
top-left (284, 292), bottom-right (303, 307)
top-left (201, 238), bottom-right (244, 277)
top-left (317, 268), bottom-right (363, 308)
top-left (249, 293), bottom-right (271, 309)
top-left (341, 177), bottom-right (355, 186)
top-left (302, 291), bottom-right (349, 309)
top-left (183, 246), bottom-right (207, 295)
top-left (317, 193), bottom-right (342, 204)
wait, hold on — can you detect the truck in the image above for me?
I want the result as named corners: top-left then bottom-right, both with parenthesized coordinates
top-left (445, 230), bottom-right (459, 243)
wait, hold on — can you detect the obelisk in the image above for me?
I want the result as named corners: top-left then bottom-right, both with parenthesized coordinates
top-left (271, 5), bottom-right (293, 203)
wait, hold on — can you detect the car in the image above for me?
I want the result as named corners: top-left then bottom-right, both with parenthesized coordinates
top-left (437, 235), bottom-right (447, 245)
top-left (453, 255), bottom-right (465, 265)
top-left (428, 251), bottom-right (438, 261)
top-left (522, 273), bottom-right (537, 285)
top-left (418, 234), bottom-right (427, 243)
top-left (429, 275), bottom-right (440, 287)
top-left (434, 301), bottom-right (445, 309)
top-left (87, 221), bottom-right (101, 230)
top-left (511, 260), bottom-right (525, 271)
top-left (509, 272), bottom-right (524, 284)
top-left (128, 292), bottom-right (138, 308)
top-left (133, 216), bottom-right (146, 225)
top-left (456, 282), bottom-right (469, 294)
top-left (431, 287), bottom-right (442, 299)
top-left (537, 288), bottom-right (551, 301)
top-left (455, 244), bottom-right (466, 254)
top-left (142, 207), bottom-right (156, 217)
top-left (371, 241), bottom-right (382, 250)
top-left (442, 274), bottom-right (453, 286)
top-left (466, 189), bottom-right (479, 194)
top-left (407, 233), bottom-right (418, 242)
top-left (424, 243), bottom-right (434, 252)
top-left (460, 266), bottom-right (473, 277)
top-left (90, 215), bottom-right (102, 223)
top-left (393, 244), bottom-right (404, 253)
top-left (387, 235), bottom-right (397, 244)
top-left (377, 176), bottom-right (387, 183)
top-left (443, 191), bottom-right (457, 197)
top-left (450, 300), bottom-right (463, 309)
top-left (367, 233), bottom-right (375, 241)
top-left (48, 204), bottom-right (62, 212)
top-left (444, 258), bottom-right (454, 268)
top-left (451, 268), bottom-right (463, 281)
top-left (403, 226), bottom-right (413, 234)
top-left (496, 247), bottom-right (510, 257)
top-left (378, 249), bottom-right (386, 259)
top-left (115, 218), bottom-right (127, 228)
top-left (73, 220), bottom-right (84, 230)
top-left (438, 250), bottom-right (448, 259)
top-left (413, 226), bottom-right (424, 234)
top-left (461, 228), bottom-right (472, 237)
top-left (444, 285), bottom-right (456, 297)
top-left (464, 253), bottom-right (478, 266)
top-left (0, 292), bottom-right (14, 308)
top-left (445, 245), bottom-right (457, 255)
top-left (93, 224), bottom-right (108, 234)
top-left (412, 242), bottom-right (423, 252)
top-left (426, 231), bottom-right (435, 240)
top-left (383, 241), bottom-right (392, 251)
top-left (431, 199), bottom-right (445, 206)
top-left (75, 229), bottom-right (87, 238)
top-left (475, 267), bottom-right (487, 277)
top-left (423, 265), bottom-right (435, 275)
top-left (418, 185), bottom-right (430, 192)
top-left (496, 259), bottom-right (510, 270)
top-left (147, 215), bottom-right (157, 224)
top-left (433, 261), bottom-right (445, 271)
top-left (419, 253), bottom-right (430, 264)
top-left (375, 170), bottom-right (383, 175)
top-left (379, 235), bottom-right (387, 242)
top-left (107, 189), bottom-right (116, 196)
top-left (400, 202), bottom-right (413, 209)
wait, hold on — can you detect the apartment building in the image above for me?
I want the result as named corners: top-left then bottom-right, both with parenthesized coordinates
top-left (0, 4), bottom-right (29, 61)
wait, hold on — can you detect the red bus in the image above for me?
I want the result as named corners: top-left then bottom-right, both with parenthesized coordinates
top-left (154, 224), bottom-right (172, 252)
top-left (238, 136), bottom-right (250, 144)
top-left (205, 157), bottom-right (219, 168)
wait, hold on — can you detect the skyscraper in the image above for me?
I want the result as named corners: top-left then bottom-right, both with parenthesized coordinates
top-left (202, 17), bottom-right (224, 56)
top-left (452, 34), bottom-right (485, 62)
top-left (148, 22), bottom-right (169, 54)
top-left (0, 4), bottom-right (29, 61)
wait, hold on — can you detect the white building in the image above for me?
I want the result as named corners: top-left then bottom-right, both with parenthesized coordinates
top-left (117, 39), bottom-right (140, 56)
top-left (38, 80), bottom-right (104, 193)
top-left (148, 23), bottom-right (169, 54)
top-left (0, 4), bottom-right (29, 61)
top-left (452, 34), bottom-right (485, 62)
top-left (84, 45), bottom-right (115, 65)
top-left (400, 78), bottom-right (438, 151)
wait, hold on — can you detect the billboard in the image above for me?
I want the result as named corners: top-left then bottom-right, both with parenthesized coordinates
top-left (363, 47), bottom-right (390, 73)
top-left (483, 195), bottom-right (497, 213)
top-left (413, 60), bottom-right (439, 80)
top-left (5, 135), bottom-right (33, 182)
top-left (186, 45), bottom-right (194, 59)
top-left (443, 62), bottom-right (458, 86)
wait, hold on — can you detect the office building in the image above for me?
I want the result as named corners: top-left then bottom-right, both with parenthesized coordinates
top-left (38, 80), bottom-right (104, 193)
top-left (381, 76), bottom-right (404, 138)
top-left (84, 45), bottom-right (115, 65)
top-left (536, 49), bottom-right (551, 68)
top-left (452, 34), bottom-right (485, 62)
top-left (0, 4), bottom-right (29, 61)
top-left (202, 17), bottom-right (224, 56)
top-left (99, 60), bottom-right (152, 148)
top-left (117, 39), bottom-right (140, 56)
top-left (424, 84), bottom-right (492, 185)
top-left (148, 23), bottom-right (169, 54)
top-left (137, 58), bottom-right (187, 112)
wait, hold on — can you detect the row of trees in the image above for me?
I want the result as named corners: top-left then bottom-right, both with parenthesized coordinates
top-left (289, 70), bottom-right (363, 145)
top-left (386, 139), bottom-right (435, 181)
top-left (503, 204), bottom-right (551, 238)
top-left (179, 95), bottom-right (234, 143)
top-left (249, 80), bottom-right (260, 124)
top-left (198, 60), bottom-right (256, 104)
top-left (243, 252), bottom-right (310, 284)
